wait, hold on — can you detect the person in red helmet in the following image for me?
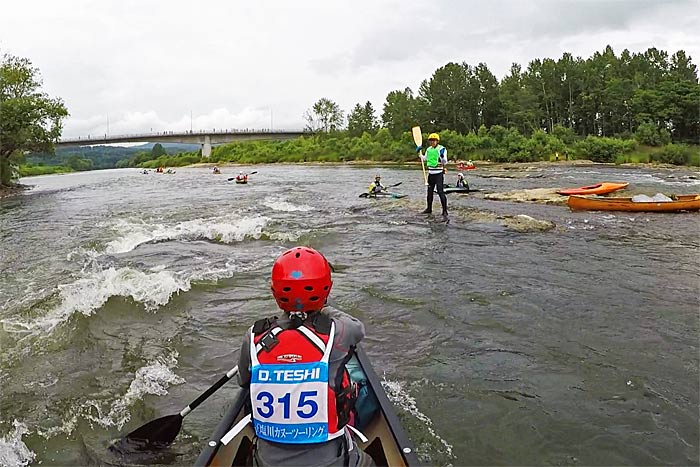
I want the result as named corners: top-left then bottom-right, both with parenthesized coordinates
top-left (236, 246), bottom-right (373, 466)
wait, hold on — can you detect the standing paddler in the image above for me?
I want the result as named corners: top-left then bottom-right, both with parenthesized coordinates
top-left (417, 133), bottom-right (448, 220)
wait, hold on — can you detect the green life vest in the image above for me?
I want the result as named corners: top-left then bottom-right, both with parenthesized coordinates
top-left (425, 145), bottom-right (444, 168)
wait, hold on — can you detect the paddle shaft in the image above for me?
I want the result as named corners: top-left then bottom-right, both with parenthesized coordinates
top-left (180, 365), bottom-right (239, 418)
top-left (116, 364), bottom-right (240, 449)
top-left (412, 126), bottom-right (428, 186)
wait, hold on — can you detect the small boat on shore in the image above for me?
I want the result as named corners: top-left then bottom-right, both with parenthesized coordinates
top-left (359, 192), bottom-right (407, 199)
top-left (194, 346), bottom-right (419, 466)
top-left (440, 184), bottom-right (481, 194)
top-left (568, 194), bottom-right (700, 212)
top-left (557, 182), bottom-right (628, 196)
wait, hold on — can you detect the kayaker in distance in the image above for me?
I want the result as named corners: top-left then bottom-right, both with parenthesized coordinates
top-left (212, 166), bottom-right (221, 174)
top-left (235, 247), bottom-right (374, 466)
top-left (368, 174), bottom-right (386, 195)
top-left (235, 171), bottom-right (248, 183)
top-left (417, 132), bottom-right (449, 219)
top-left (455, 172), bottom-right (469, 189)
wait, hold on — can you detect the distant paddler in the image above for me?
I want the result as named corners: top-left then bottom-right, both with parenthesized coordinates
top-left (455, 172), bottom-right (469, 189)
top-left (234, 171), bottom-right (249, 184)
top-left (368, 174), bottom-right (386, 195)
top-left (361, 175), bottom-right (403, 198)
top-left (227, 170), bottom-right (257, 183)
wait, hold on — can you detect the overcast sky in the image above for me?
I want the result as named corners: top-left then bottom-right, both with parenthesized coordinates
top-left (2, 0), bottom-right (699, 138)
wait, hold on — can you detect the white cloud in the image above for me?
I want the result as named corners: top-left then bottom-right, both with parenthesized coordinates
top-left (1, 0), bottom-right (698, 138)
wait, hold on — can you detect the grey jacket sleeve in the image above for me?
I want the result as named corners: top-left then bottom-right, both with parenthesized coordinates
top-left (323, 305), bottom-right (365, 351)
top-left (237, 327), bottom-right (253, 387)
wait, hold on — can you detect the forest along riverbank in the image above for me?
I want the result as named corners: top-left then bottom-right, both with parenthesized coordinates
top-left (0, 164), bottom-right (698, 466)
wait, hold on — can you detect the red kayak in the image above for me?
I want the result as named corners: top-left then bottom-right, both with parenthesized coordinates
top-left (557, 182), bottom-right (629, 196)
top-left (457, 162), bottom-right (477, 171)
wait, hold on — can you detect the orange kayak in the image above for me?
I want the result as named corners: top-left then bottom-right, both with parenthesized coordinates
top-left (568, 194), bottom-right (700, 212)
top-left (457, 162), bottom-right (477, 171)
top-left (557, 182), bottom-right (629, 195)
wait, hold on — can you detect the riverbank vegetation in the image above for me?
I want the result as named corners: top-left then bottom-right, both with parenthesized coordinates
top-left (114, 126), bottom-right (699, 169)
top-left (18, 164), bottom-right (74, 176)
top-left (6, 45), bottom-right (700, 185)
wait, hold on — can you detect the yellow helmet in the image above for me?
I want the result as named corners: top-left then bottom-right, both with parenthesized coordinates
top-left (428, 133), bottom-right (440, 141)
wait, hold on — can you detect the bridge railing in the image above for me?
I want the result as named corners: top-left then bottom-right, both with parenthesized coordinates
top-left (59, 128), bottom-right (306, 143)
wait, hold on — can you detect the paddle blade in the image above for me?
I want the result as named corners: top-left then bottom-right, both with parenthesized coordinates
top-left (411, 126), bottom-right (422, 147)
top-left (359, 193), bottom-right (369, 198)
top-left (113, 414), bottom-right (183, 452)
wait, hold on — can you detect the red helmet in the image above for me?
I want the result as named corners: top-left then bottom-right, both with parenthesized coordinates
top-left (270, 247), bottom-right (332, 312)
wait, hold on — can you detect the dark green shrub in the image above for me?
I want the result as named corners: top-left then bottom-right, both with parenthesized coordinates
top-left (653, 144), bottom-right (694, 165)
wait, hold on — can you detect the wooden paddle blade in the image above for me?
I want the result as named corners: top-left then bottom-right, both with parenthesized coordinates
top-left (116, 414), bottom-right (183, 451)
top-left (411, 126), bottom-right (422, 147)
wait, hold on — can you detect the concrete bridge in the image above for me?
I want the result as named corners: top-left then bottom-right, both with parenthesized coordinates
top-left (57, 128), bottom-right (307, 157)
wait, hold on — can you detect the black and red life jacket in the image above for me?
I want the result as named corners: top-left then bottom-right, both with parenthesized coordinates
top-left (250, 313), bottom-right (356, 442)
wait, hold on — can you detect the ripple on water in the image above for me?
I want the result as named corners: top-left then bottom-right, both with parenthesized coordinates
top-left (1, 165), bottom-right (698, 466)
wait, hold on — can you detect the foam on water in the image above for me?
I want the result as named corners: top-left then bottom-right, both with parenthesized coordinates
top-left (262, 196), bottom-right (314, 212)
top-left (84, 352), bottom-right (185, 430)
top-left (31, 353), bottom-right (185, 440)
top-left (34, 410), bottom-right (79, 440)
top-left (2, 267), bottom-right (188, 335)
top-left (382, 379), bottom-right (454, 458)
top-left (1, 251), bottom-right (265, 339)
top-left (0, 420), bottom-right (35, 467)
top-left (102, 214), bottom-right (273, 255)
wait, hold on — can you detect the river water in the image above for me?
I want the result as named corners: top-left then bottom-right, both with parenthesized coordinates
top-left (0, 164), bottom-right (698, 466)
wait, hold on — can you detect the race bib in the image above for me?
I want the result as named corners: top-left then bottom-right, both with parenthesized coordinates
top-left (251, 362), bottom-right (330, 444)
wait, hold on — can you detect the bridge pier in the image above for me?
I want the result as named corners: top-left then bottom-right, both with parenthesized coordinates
top-left (201, 135), bottom-right (212, 158)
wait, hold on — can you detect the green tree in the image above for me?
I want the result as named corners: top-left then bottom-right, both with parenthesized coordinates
top-left (474, 63), bottom-right (502, 128)
top-left (0, 53), bottom-right (68, 186)
top-left (151, 143), bottom-right (166, 157)
top-left (634, 121), bottom-right (671, 146)
top-left (65, 154), bottom-right (93, 171)
top-left (418, 62), bottom-right (478, 133)
top-left (500, 63), bottom-right (541, 134)
top-left (347, 101), bottom-right (378, 137)
top-left (303, 98), bottom-right (344, 133)
top-left (551, 124), bottom-right (577, 145)
top-left (381, 87), bottom-right (418, 137)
